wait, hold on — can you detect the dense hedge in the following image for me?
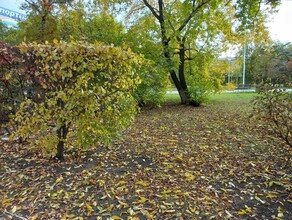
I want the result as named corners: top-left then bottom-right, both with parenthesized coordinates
top-left (0, 40), bottom-right (142, 160)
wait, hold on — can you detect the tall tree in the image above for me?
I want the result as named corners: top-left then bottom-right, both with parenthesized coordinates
top-left (18, 0), bottom-right (74, 42)
top-left (136, 0), bottom-right (280, 105)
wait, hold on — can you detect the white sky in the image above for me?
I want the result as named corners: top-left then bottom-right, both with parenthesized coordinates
top-left (1, 0), bottom-right (292, 43)
top-left (266, 0), bottom-right (292, 43)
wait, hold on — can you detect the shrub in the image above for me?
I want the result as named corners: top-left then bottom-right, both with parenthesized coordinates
top-left (0, 42), bottom-right (26, 134)
top-left (223, 83), bottom-right (236, 91)
top-left (4, 40), bottom-right (141, 160)
top-left (252, 84), bottom-right (291, 161)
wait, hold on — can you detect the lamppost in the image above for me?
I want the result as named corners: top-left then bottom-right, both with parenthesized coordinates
top-left (228, 58), bottom-right (231, 83)
top-left (242, 42), bottom-right (246, 88)
top-left (242, 24), bottom-right (247, 89)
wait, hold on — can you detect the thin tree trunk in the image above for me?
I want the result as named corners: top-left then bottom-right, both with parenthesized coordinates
top-left (55, 124), bottom-right (68, 161)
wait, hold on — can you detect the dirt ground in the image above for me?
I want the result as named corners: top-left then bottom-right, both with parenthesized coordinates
top-left (0, 95), bottom-right (291, 219)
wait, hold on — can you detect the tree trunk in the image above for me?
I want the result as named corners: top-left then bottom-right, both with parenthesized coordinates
top-left (157, 0), bottom-right (191, 105)
top-left (177, 38), bottom-right (191, 104)
top-left (160, 32), bottom-right (190, 104)
top-left (55, 124), bottom-right (68, 161)
top-left (170, 70), bottom-right (189, 104)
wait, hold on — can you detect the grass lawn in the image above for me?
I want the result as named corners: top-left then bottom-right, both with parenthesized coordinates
top-left (0, 93), bottom-right (291, 219)
top-left (165, 92), bottom-right (257, 105)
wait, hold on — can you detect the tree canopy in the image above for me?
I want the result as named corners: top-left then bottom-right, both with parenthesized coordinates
top-left (1, 0), bottom-right (283, 107)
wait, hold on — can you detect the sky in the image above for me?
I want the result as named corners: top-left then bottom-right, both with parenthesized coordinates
top-left (1, 0), bottom-right (292, 43)
top-left (266, 0), bottom-right (292, 43)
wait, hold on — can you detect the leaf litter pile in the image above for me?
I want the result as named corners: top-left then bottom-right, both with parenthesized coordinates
top-left (0, 94), bottom-right (291, 219)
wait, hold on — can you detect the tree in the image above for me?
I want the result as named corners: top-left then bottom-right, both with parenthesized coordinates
top-left (17, 0), bottom-right (74, 42)
top-left (124, 14), bottom-right (169, 106)
top-left (247, 42), bottom-right (292, 86)
top-left (4, 40), bottom-right (141, 160)
top-left (0, 21), bottom-right (8, 41)
top-left (133, 0), bottom-right (280, 105)
top-left (85, 12), bottom-right (125, 45)
top-left (0, 21), bottom-right (20, 44)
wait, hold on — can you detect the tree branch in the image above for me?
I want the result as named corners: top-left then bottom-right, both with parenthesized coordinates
top-left (177, 0), bottom-right (211, 32)
top-left (142, 0), bottom-right (160, 20)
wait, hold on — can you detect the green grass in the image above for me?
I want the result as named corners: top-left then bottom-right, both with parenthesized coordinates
top-left (209, 92), bottom-right (256, 103)
top-left (164, 92), bottom-right (257, 105)
top-left (164, 93), bottom-right (180, 103)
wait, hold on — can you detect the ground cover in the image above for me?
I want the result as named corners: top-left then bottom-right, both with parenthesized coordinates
top-left (0, 93), bottom-right (291, 219)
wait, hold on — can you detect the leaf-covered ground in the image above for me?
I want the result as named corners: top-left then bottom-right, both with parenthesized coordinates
top-left (0, 93), bottom-right (291, 219)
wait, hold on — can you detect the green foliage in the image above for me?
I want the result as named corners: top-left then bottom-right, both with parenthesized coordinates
top-left (247, 42), bottom-right (292, 86)
top-left (17, 13), bottom-right (58, 42)
top-left (85, 12), bottom-right (125, 45)
top-left (9, 40), bottom-right (141, 158)
top-left (133, 60), bottom-right (169, 107)
top-left (0, 21), bottom-right (8, 41)
top-left (0, 22), bottom-right (20, 44)
top-left (187, 75), bottom-right (212, 105)
top-left (187, 53), bottom-right (226, 105)
top-left (56, 2), bottom-right (126, 45)
top-left (223, 83), bottom-right (236, 91)
top-left (125, 15), bottom-right (169, 106)
top-left (56, 2), bottom-right (87, 41)
top-left (252, 84), bottom-right (291, 148)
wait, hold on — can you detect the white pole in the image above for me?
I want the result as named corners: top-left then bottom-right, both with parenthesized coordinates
top-left (242, 44), bottom-right (246, 88)
top-left (242, 24), bottom-right (247, 88)
top-left (228, 59), bottom-right (230, 83)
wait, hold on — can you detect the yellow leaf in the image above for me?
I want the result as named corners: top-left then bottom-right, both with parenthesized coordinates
top-left (138, 196), bottom-right (147, 203)
top-left (269, 181), bottom-right (282, 187)
top-left (255, 196), bottom-right (266, 204)
top-left (86, 203), bottom-right (93, 211)
top-left (55, 176), bottom-right (63, 184)
top-left (185, 173), bottom-right (195, 181)
top-left (266, 192), bottom-right (278, 199)
top-left (30, 214), bottom-right (39, 220)
top-left (238, 209), bottom-right (247, 215)
top-left (165, 209), bottom-right (175, 213)
top-left (189, 206), bottom-right (196, 213)
top-left (11, 206), bottom-right (18, 213)
top-left (161, 190), bottom-right (172, 194)
top-left (111, 216), bottom-right (121, 220)
top-left (176, 156), bottom-right (183, 161)
top-left (51, 193), bottom-right (58, 198)
top-left (53, 39), bottom-right (59, 45)
top-left (135, 180), bottom-right (149, 186)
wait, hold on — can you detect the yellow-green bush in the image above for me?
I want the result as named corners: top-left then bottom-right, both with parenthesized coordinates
top-left (10, 40), bottom-right (142, 160)
top-left (223, 83), bottom-right (236, 91)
